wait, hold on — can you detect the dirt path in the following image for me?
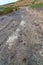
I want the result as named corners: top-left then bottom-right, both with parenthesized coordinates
top-left (0, 7), bottom-right (43, 65)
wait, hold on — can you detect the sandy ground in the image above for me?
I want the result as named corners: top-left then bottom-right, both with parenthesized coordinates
top-left (0, 7), bottom-right (43, 65)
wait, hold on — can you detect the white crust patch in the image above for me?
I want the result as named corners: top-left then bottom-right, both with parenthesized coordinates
top-left (20, 20), bottom-right (25, 26)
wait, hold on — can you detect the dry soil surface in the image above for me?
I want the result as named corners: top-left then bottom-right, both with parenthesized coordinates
top-left (0, 7), bottom-right (43, 65)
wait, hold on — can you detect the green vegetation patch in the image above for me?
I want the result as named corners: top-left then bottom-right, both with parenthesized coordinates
top-left (30, 3), bottom-right (43, 8)
top-left (0, 6), bottom-right (18, 15)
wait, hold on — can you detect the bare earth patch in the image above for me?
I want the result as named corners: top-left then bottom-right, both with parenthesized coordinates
top-left (0, 7), bottom-right (43, 65)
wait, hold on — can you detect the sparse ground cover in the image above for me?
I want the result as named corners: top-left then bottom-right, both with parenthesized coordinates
top-left (0, 0), bottom-right (31, 15)
top-left (0, 6), bottom-right (18, 15)
top-left (30, 3), bottom-right (43, 8)
top-left (0, 0), bottom-right (42, 15)
top-left (0, 0), bottom-right (43, 15)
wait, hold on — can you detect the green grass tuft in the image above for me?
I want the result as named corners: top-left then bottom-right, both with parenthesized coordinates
top-left (0, 6), bottom-right (18, 15)
top-left (30, 3), bottom-right (43, 8)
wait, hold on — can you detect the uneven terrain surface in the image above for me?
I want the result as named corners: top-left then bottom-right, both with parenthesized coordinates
top-left (0, 7), bottom-right (43, 65)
